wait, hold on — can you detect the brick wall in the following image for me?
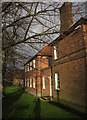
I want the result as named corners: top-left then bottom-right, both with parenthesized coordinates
top-left (25, 55), bottom-right (52, 97)
top-left (41, 67), bottom-right (51, 97)
top-left (52, 24), bottom-right (87, 113)
top-left (59, 2), bottom-right (73, 33)
top-left (41, 56), bottom-right (49, 69)
top-left (25, 68), bottom-right (37, 95)
top-left (82, 24), bottom-right (87, 112)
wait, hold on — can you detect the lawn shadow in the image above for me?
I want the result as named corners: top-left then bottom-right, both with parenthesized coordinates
top-left (2, 87), bottom-right (24, 119)
top-left (48, 101), bottom-right (87, 118)
top-left (33, 97), bottom-right (41, 120)
top-left (27, 97), bottom-right (41, 120)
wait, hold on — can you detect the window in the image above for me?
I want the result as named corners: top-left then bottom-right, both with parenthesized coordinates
top-left (42, 76), bottom-right (46, 89)
top-left (27, 64), bottom-right (29, 71)
top-left (27, 79), bottom-right (29, 87)
top-left (33, 60), bottom-right (36, 68)
top-left (30, 78), bottom-right (32, 87)
top-left (55, 73), bottom-right (60, 90)
top-left (33, 77), bottom-right (36, 88)
top-left (30, 62), bottom-right (32, 70)
top-left (53, 46), bottom-right (58, 60)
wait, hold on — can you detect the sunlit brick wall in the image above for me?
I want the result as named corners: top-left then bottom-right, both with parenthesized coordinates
top-left (52, 24), bottom-right (87, 113)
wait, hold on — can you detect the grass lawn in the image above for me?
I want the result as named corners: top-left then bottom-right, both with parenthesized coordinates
top-left (2, 86), bottom-right (83, 119)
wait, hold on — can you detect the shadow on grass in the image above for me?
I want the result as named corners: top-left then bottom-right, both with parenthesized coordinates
top-left (48, 101), bottom-right (87, 119)
top-left (2, 87), bottom-right (24, 119)
top-left (33, 97), bottom-right (41, 120)
top-left (28, 97), bottom-right (41, 120)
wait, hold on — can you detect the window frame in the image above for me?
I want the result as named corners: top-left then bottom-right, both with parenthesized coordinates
top-left (53, 46), bottom-right (58, 60)
top-left (27, 64), bottom-right (30, 71)
top-left (33, 77), bottom-right (36, 88)
top-left (33, 59), bottom-right (36, 68)
top-left (30, 78), bottom-right (32, 87)
top-left (55, 73), bottom-right (60, 90)
top-left (42, 76), bottom-right (46, 89)
top-left (27, 78), bottom-right (29, 87)
top-left (30, 61), bottom-right (32, 70)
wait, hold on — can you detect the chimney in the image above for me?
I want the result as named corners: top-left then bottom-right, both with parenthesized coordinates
top-left (59, 2), bottom-right (73, 33)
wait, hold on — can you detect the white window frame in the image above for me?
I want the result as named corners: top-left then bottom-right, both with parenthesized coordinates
top-left (30, 62), bottom-right (32, 70)
top-left (42, 76), bottom-right (46, 89)
top-left (27, 78), bottom-right (29, 87)
top-left (53, 46), bottom-right (58, 60)
top-left (49, 76), bottom-right (52, 96)
top-left (33, 77), bottom-right (36, 88)
top-left (33, 60), bottom-right (36, 68)
top-left (27, 64), bottom-right (29, 71)
top-left (30, 78), bottom-right (32, 87)
top-left (55, 73), bottom-right (60, 90)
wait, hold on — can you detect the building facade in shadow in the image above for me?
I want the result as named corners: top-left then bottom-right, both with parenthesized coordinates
top-left (24, 45), bottom-right (52, 98)
top-left (50, 2), bottom-right (87, 114)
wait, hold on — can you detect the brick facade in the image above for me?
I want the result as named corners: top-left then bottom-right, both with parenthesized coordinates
top-left (41, 67), bottom-right (51, 97)
top-left (59, 2), bottom-right (73, 33)
top-left (51, 18), bottom-right (87, 113)
top-left (24, 46), bottom-right (52, 97)
top-left (24, 2), bottom-right (87, 113)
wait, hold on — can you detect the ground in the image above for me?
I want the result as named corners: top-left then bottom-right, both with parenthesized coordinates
top-left (2, 86), bottom-right (83, 119)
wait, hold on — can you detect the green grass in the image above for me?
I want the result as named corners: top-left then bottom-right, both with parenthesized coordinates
top-left (5, 85), bottom-right (20, 94)
top-left (2, 86), bottom-right (82, 119)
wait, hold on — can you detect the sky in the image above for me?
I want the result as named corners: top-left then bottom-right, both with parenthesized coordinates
top-left (0, 0), bottom-right (87, 2)
top-left (1, 1), bottom-right (87, 69)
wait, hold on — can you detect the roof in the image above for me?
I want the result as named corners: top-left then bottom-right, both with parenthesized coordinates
top-left (50, 17), bottom-right (87, 46)
top-left (24, 45), bottom-right (52, 66)
top-left (24, 17), bottom-right (87, 66)
top-left (38, 45), bottom-right (52, 56)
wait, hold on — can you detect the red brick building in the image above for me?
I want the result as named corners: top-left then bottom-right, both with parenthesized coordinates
top-left (24, 2), bottom-right (87, 113)
top-left (50, 2), bottom-right (87, 113)
top-left (24, 45), bottom-right (52, 97)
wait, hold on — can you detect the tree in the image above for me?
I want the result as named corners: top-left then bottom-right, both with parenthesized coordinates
top-left (2, 2), bottom-right (60, 70)
top-left (2, 2), bottom-right (86, 83)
